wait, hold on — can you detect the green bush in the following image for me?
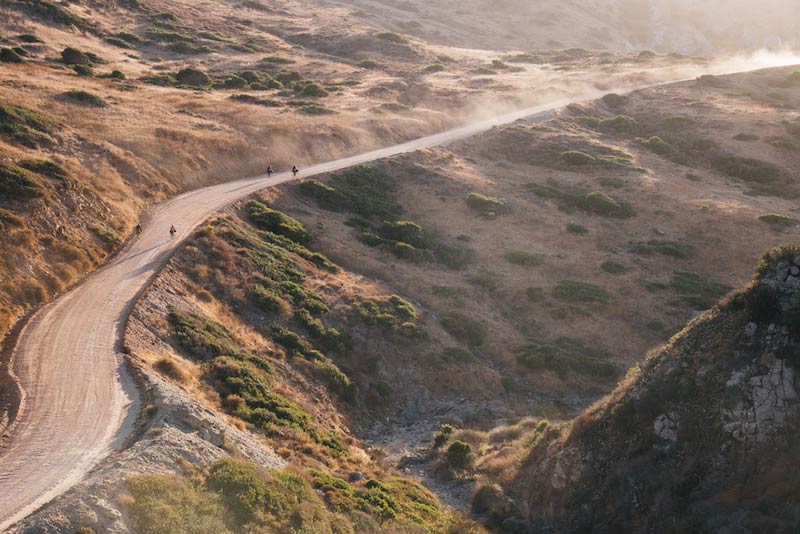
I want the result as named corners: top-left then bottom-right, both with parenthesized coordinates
top-left (552, 280), bottom-right (610, 303)
top-left (0, 103), bottom-right (53, 148)
top-left (61, 46), bottom-right (91, 65)
top-left (597, 176), bottom-right (626, 188)
top-left (467, 268), bottom-right (500, 290)
top-left (378, 220), bottom-right (427, 248)
top-left (517, 337), bottom-right (616, 379)
top-left (0, 48), bottom-right (24, 63)
top-left (528, 183), bottom-right (634, 218)
top-left (222, 74), bottom-right (247, 89)
top-left (583, 191), bottom-right (635, 218)
top-left (759, 213), bottom-right (800, 227)
top-left (601, 260), bottom-right (630, 274)
top-left (423, 63), bottom-right (446, 74)
top-left (229, 94), bottom-right (282, 107)
top-left (630, 240), bottom-right (694, 259)
top-left (299, 82), bottom-right (329, 97)
top-left (62, 90), bottom-right (108, 107)
top-left (711, 155), bottom-right (782, 183)
top-left (17, 34), bottom-right (43, 43)
top-left (465, 192), bottom-right (506, 215)
top-left (0, 162), bottom-right (47, 200)
top-left (357, 60), bottom-right (380, 69)
top-left (526, 287), bottom-right (545, 302)
top-left (175, 67), bottom-right (211, 86)
top-left (250, 284), bottom-right (287, 314)
top-left (375, 31), bottom-right (407, 43)
top-left (578, 114), bottom-right (638, 133)
top-left (18, 0), bottom-right (92, 31)
top-left (245, 200), bottom-right (311, 245)
top-left (442, 347), bottom-right (475, 362)
top-left (566, 222), bottom-right (589, 235)
top-left (18, 159), bottom-right (68, 181)
top-left (72, 64), bottom-right (93, 76)
top-left (446, 441), bottom-right (473, 469)
top-left (106, 37), bottom-right (135, 49)
top-left (670, 271), bottom-right (731, 309)
top-left (561, 150), bottom-right (597, 165)
top-left (636, 136), bottom-right (685, 163)
top-left (432, 423), bottom-right (455, 448)
top-left (440, 314), bottom-right (486, 346)
top-left (504, 251), bottom-right (544, 268)
top-left (212, 357), bottom-right (311, 430)
top-left (298, 166), bottom-right (399, 219)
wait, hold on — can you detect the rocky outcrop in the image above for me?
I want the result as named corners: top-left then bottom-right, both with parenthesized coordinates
top-left (506, 246), bottom-right (800, 533)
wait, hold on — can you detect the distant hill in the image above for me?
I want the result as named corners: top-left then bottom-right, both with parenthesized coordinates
top-left (329, 0), bottom-right (800, 54)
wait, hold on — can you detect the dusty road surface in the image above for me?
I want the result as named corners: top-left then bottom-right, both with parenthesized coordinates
top-left (0, 70), bottom-right (770, 529)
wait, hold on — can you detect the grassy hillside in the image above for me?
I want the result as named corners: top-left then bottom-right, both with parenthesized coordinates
top-left (0, 0), bottom-right (703, 341)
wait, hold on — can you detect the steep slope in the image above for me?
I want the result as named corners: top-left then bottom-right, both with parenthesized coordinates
top-left (464, 244), bottom-right (800, 533)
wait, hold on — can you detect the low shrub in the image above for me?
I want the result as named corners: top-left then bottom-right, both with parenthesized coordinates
top-left (578, 114), bottom-right (638, 134)
top-left (446, 440), bottom-right (473, 470)
top-left (61, 46), bottom-right (91, 65)
top-left (440, 314), bottom-right (486, 346)
top-left (0, 162), bottom-right (47, 200)
top-left (670, 271), bottom-right (731, 309)
top-left (504, 250), bottom-right (544, 268)
top-left (175, 67), bottom-right (211, 86)
top-left (467, 268), bottom-right (500, 290)
top-left (517, 337), bottom-right (616, 379)
top-left (17, 34), bottom-right (43, 43)
top-left (560, 150), bottom-right (597, 165)
top-left (299, 82), bottom-right (328, 97)
top-left (553, 280), bottom-right (610, 303)
top-left (432, 423), bottom-right (455, 448)
top-left (62, 90), bottom-right (108, 107)
top-left (442, 347), bottom-right (475, 362)
top-left (0, 48), bottom-right (24, 63)
top-left (245, 200), bottom-right (311, 245)
top-left (0, 103), bottom-right (53, 148)
top-left (357, 60), bottom-right (380, 69)
top-left (630, 240), bottom-right (694, 259)
top-left (250, 284), bottom-right (289, 315)
top-left (566, 222), bottom-right (589, 235)
top-left (229, 94), bottom-right (281, 107)
top-left (423, 63), bottom-right (446, 73)
top-left (528, 183), bottom-right (634, 218)
top-left (711, 155), bottom-right (782, 183)
top-left (597, 176), bottom-right (625, 188)
top-left (601, 260), bottom-right (630, 274)
top-left (759, 213), bottom-right (800, 227)
top-left (72, 64), bottom-right (93, 77)
top-left (465, 192), bottom-right (506, 215)
top-left (636, 136), bottom-right (685, 163)
top-left (298, 165), bottom-right (399, 219)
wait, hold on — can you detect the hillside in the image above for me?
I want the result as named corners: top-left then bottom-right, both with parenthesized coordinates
top-left (327, 0), bottom-right (800, 54)
top-left (3, 1), bottom-right (800, 532)
top-left (458, 245), bottom-right (800, 533)
top-left (0, 0), bottom-right (714, 342)
top-left (14, 65), bottom-right (800, 532)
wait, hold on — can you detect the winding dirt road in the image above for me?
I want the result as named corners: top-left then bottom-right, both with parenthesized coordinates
top-left (0, 65), bottom-right (789, 529)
